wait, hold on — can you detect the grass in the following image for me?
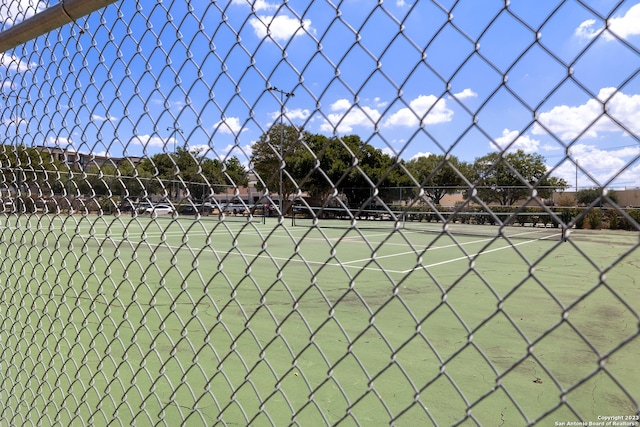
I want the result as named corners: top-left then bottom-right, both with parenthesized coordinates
top-left (0, 213), bottom-right (638, 426)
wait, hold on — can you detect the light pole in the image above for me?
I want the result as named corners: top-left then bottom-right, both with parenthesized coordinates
top-left (575, 158), bottom-right (580, 211)
top-left (267, 86), bottom-right (294, 218)
top-left (1, 93), bottom-right (30, 104)
top-left (167, 126), bottom-right (183, 200)
top-left (166, 126), bottom-right (183, 153)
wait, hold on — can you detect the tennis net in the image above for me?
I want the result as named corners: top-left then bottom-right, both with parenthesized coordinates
top-left (291, 206), bottom-right (567, 241)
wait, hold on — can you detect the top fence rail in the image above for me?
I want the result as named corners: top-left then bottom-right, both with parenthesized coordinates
top-left (0, 0), bottom-right (118, 53)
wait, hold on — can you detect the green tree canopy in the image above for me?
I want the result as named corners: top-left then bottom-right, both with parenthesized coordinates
top-left (405, 154), bottom-right (469, 205)
top-left (331, 135), bottom-right (406, 208)
top-left (213, 155), bottom-right (249, 189)
top-left (115, 158), bottom-right (153, 197)
top-left (251, 125), bottom-right (408, 209)
top-left (134, 148), bottom-right (247, 200)
top-left (576, 187), bottom-right (618, 206)
top-left (251, 123), bottom-right (310, 205)
top-left (0, 144), bottom-right (68, 195)
top-left (471, 150), bottom-right (567, 205)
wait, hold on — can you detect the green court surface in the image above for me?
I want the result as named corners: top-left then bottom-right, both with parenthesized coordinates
top-left (0, 214), bottom-right (638, 425)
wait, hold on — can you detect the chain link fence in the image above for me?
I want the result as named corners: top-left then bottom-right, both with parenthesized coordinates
top-left (1, 0), bottom-right (639, 425)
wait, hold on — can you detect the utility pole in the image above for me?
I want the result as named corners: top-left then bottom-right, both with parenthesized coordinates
top-left (575, 159), bottom-right (578, 193)
top-left (167, 126), bottom-right (183, 200)
top-left (267, 86), bottom-right (294, 218)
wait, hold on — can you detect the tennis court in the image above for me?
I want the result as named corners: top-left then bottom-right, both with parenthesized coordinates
top-left (1, 213), bottom-right (637, 425)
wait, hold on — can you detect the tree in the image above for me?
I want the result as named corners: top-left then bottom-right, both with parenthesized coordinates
top-left (405, 154), bottom-right (469, 205)
top-left (251, 127), bottom-right (409, 210)
top-left (318, 134), bottom-right (401, 207)
top-left (116, 159), bottom-right (153, 197)
top-left (136, 154), bottom-right (173, 197)
top-left (212, 156), bottom-right (248, 188)
top-left (544, 176), bottom-right (569, 199)
top-left (134, 148), bottom-right (247, 200)
top-left (576, 187), bottom-right (618, 205)
top-left (251, 123), bottom-right (313, 209)
top-left (285, 132), bottom-right (330, 199)
top-left (80, 164), bottom-right (117, 196)
top-left (0, 144), bottom-right (68, 194)
top-left (471, 150), bottom-right (567, 205)
top-left (301, 133), bottom-right (405, 207)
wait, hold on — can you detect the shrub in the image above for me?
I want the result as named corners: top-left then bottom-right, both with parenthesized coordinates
top-left (98, 195), bottom-right (117, 214)
top-left (556, 207), bottom-right (575, 228)
top-left (575, 208), bottom-right (586, 229)
top-left (555, 193), bottom-right (576, 207)
top-left (626, 209), bottom-right (640, 231)
top-left (577, 188), bottom-right (602, 205)
top-left (540, 212), bottom-right (552, 227)
top-left (609, 210), bottom-right (619, 230)
top-left (587, 209), bottom-right (601, 229)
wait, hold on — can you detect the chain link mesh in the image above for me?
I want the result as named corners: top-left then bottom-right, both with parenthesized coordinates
top-left (0, 0), bottom-right (639, 425)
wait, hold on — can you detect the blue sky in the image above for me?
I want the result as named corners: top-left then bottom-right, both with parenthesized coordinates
top-left (1, 0), bottom-right (640, 190)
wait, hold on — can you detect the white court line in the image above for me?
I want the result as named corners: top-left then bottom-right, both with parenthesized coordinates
top-left (414, 234), bottom-right (559, 270)
top-left (330, 233), bottom-right (559, 275)
top-left (183, 231), bottom-right (558, 275)
top-left (11, 221), bottom-right (559, 277)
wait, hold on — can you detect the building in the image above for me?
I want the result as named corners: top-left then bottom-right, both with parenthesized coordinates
top-left (39, 145), bottom-right (143, 171)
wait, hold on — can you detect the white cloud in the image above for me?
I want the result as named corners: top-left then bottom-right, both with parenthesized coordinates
top-left (331, 99), bottom-right (352, 111)
top-left (287, 108), bottom-right (310, 121)
top-left (214, 117), bottom-right (245, 135)
top-left (47, 135), bottom-right (73, 147)
top-left (541, 143), bottom-right (562, 151)
top-left (269, 108), bottom-right (311, 122)
top-left (384, 95), bottom-right (453, 127)
top-left (218, 143), bottom-right (253, 165)
top-left (320, 94), bottom-right (455, 134)
top-left (249, 15), bottom-right (313, 42)
top-left (373, 97), bottom-right (388, 108)
top-left (575, 3), bottom-right (640, 41)
top-left (381, 147), bottom-right (397, 157)
top-left (554, 143), bottom-right (640, 188)
top-left (153, 98), bottom-right (185, 111)
top-left (0, 53), bottom-right (35, 72)
top-left (91, 114), bottom-right (118, 122)
top-left (575, 19), bottom-right (601, 40)
top-left (534, 88), bottom-right (640, 140)
top-left (0, 0), bottom-right (46, 26)
top-left (618, 162), bottom-right (640, 189)
top-left (132, 134), bottom-right (168, 148)
top-left (231, 0), bottom-right (278, 11)
top-left (410, 151), bottom-right (434, 161)
top-left (2, 115), bottom-right (26, 127)
top-left (451, 88), bottom-right (478, 99)
top-left (319, 105), bottom-right (382, 133)
top-left (172, 100), bottom-right (185, 110)
top-left (492, 129), bottom-right (540, 153)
